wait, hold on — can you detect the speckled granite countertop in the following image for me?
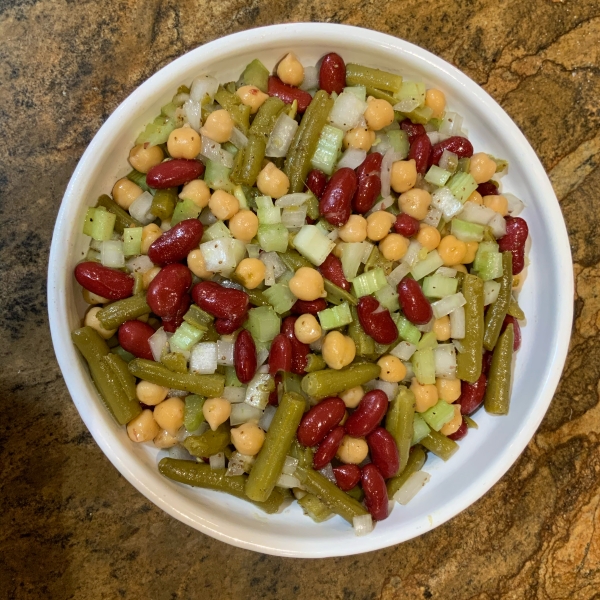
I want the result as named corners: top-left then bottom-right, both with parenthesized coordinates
top-left (2, 1), bottom-right (600, 598)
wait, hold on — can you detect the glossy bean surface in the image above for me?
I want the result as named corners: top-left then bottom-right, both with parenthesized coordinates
top-left (282, 316), bottom-right (309, 374)
top-left (332, 464), bottom-right (362, 491)
top-left (214, 312), bottom-right (248, 335)
top-left (362, 463), bottom-right (389, 521)
top-left (353, 152), bottom-right (382, 214)
top-left (430, 136), bottom-right (474, 166)
top-left (477, 181), bottom-right (498, 197)
top-left (400, 120), bottom-right (426, 144)
top-left (161, 293), bottom-right (191, 333)
top-left (394, 213), bottom-right (420, 237)
top-left (267, 76), bottom-right (312, 113)
top-left (319, 167), bottom-right (357, 226)
top-left (409, 134), bottom-right (432, 175)
top-left (148, 219), bottom-right (203, 265)
top-left (147, 263), bottom-right (192, 318)
top-left (291, 298), bottom-right (328, 315)
top-left (319, 254), bottom-right (350, 291)
top-left (191, 281), bottom-right (249, 320)
top-left (313, 426), bottom-right (345, 470)
top-left (357, 296), bottom-right (399, 344)
top-left (448, 418), bottom-right (468, 441)
top-left (367, 427), bottom-right (400, 479)
top-left (297, 397), bottom-right (346, 447)
top-left (118, 320), bottom-right (156, 360)
top-left (398, 277), bottom-right (433, 325)
top-left (305, 169), bottom-right (327, 199)
top-left (498, 217), bottom-right (528, 275)
top-left (146, 159), bottom-right (204, 188)
top-left (458, 373), bottom-right (487, 415)
top-left (234, 329), bottom-right (257, 384)
top-left (344, 389), bottom-right (388, 437)
top-left (319, 53), bottom-right (346, 94)
top-left (74, 262), bottom-right (134, 300)
top-left (268, 334), bottom-right (293, 376)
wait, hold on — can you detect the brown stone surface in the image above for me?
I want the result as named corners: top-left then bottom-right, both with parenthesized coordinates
top-left (1, 0), bottom-right (600, 598)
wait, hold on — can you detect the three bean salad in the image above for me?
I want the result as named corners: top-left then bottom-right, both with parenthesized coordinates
top-left (72, 51), bottom-right (529, 534)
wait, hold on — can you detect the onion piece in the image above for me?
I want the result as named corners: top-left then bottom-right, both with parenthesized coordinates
top-left (438, 150), bottom-right (458, 172)
top-left (266, 113), bottom-right (299, 158)
top-left (488, 212), bottom-right (507, 238)
top-left (421, 207), bottom-right (443, 227)
top-left (223, 386), bottom-right (246, 403)
top-left (380, 148), bottom-right (403, 198)
top-left (300, 65), bottom-right (319, 91)
top-left (276, 473), bottom-right (300, 488)
top-left (282, 455), bottom-right (299, 475)
top-left (483, 280), bottom-right (501, 305)
top-left (439, 112), bottom-right (463, 137)
top-left (426, 131), bottom-right (441, 145)
top-left (256, 347), bottom-right (270, 368)
top-left (128, 191), bottom-right (154, 225)
top-left (353, 514), bottom-right (374, 536)
top-left (431, 187), bottom-right (463, 220)
top-left (328, 91), bottom-right (367, 132)
top-left (183, 98), bottom-right (202, 132)
top-left (260, 251), bottom-right (287, 280)
top-left (449, 305), bottom-right (466, 339)
top-left (366, 195), bottom-right (395, 216)
top-left (504, 193), bottom-right (525, 216)
top-left (216, 340), bottom-right (234, 366)
top-left (386, 262), bottom-right (412, 287)
top-left (336, 148), bottom-right (367, 170)
top-left (393, 471), bottom-right (431, 505)
top-left (372, 380), bottom-right (398, 401)
top-left (391, 341), bottom-right (417, 361)
top-left (393, 97), bottom-right (421, 113)
top-left (229, 127), bottom-right (248, 149)
top-left (258, 405), bottom-right (277, 432)
top-left (435, 266), bottom-right (458, 278)
top-left (434, 344), bottom-right (457, 378)
top-left (275, 192), bottom-right (312, 207)
top-left (457, 201), bottom-right (496, 226)
top-left (226, 452), bottom-right (255, 476)
top-left (149, 327), bottom-right (168, 362)
top-left (209, 452), bottom-right (226, 470)
top-left (190, 75), bottom-right (219, 103)
top-left (431, 292), bottom-right (467, 319)
top-left (230, 403), bottom-right (263, 426)
top-left (282, 206), bottom-right (308, 230)
top-left (126, 255), bottom-right (154, 274)
top-left (189, 342), bottom-right (218, 374)
top-left (318, 463), bottom-right (336, 483)
top-left (100, 240), bottom-right (125, 268)
top-left (200, 136), bottom-right (234, 168)
top-left (403, 240), bottom-right (423, 267)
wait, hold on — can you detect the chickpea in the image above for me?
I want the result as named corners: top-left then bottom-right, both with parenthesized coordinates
top-left (336, 435), bottom-right (369, 464)
top-left (440, 405), bottom-right (463, 436)
top-left (231, 422), bottom-right (265, 456)
top-left (153, 429), bottom-right (178, 449)
top-left (82, 289), bottom-right (109, 305)
top-left (467, 190), bottom-right (483, 205)
top-left (167, 126), bottom-right (202, 159)
top-left (438, 234), bottom-right (467, 266)
top-left (483, 194), bottom-right (508, 216)
top-left (340, 386), bottom-right (364, 409)
top-left (236, 85), bottom-right (269, 114)
top-left (179, 179), bottom-right (211, 208)
top-left (200, 109), bottom-right (234, 144)
top-left (390, 159), bottom-right (417, 193)
top-left (142, 266), bottom-right (161, 289)
top-left (127, 409), bottom-right (160, 443)
top-left (129, 143), bottom-right (164, 173)
top-left (433, 316), bottom-right (451, 341)
top-left (339, 214), bottom-right (368, 243)
top-left (425, 89), bottom-right (446, 119)
top-left (153, 397), bottom-right (185, 435)
top-left (235, 258), bottom-right (265, 289)
top-left (366, 210), bottom-right (395, 241)
top-left (203, 397), bottom-right (232, 431)
top-left (343, 127), bottom-right (376, 151)
top-left (377, 355), bottom-right (407, 383)
top-left (136, 381), bottom-right (169, 406)
top-left (436, 377), bottom-right (461, 403)
top-left (187, 249), bottom-right (214, 279)
top-left (289, 267), bottom-right (325, 301)
top-left (469, 152), bottom-right (497, 184)
top-left (141, 223), bottom-right (163, 255)
top-left (462, 241), bottom-right (479, 264)
top-left (416, 225), bottom-right (441, 251)
top-left (411, 377), bottom-right (439, 412)
top-left (364, 97), bottom-right (395, 131)
top-left (379, 233), bottom-right (409, 261)
top-left (294, 314), bottom-right (322, 344)
top-left (454, 264), bottom-right (468, 274)
top-left (399, 188), bottom-right (431, 220)
top-left (209, 189), bottom-right (239, 221)
top-left (322, 331), bottom-right (356, 370)
top-left (84, 306), bottom-right (116, 339)
top-left (277, 52), bottom-right (304, 87)
top-left (332, 239), bottom-right (344, 258)
top-left (112, 178), bottom-right (143, 210)
top-left (229, 209), bottom-right (259, 243)
top-left (256, 162), bottom-right (290, 199)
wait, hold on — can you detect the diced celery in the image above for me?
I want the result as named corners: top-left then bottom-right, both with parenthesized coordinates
top-left (171, 198), bottom-right (201, 226)
top-left (241, 59), bottom-right (269, 92)
top-left (387, 130), bottom-right (410, 157)
top-left (184, 395), bottom-right (205, 431)
top-left (473, 241), bottom-right (499, 271)
top-left (352, 268), bottom-right (387, 298)
top-left (450, 218), bottom-right (485, 242)
top-left (135, 114), bottom-right (179, 146)
top-left (417, 331), bottom-right (438, 351)
top-left (422, 274), bottom-right (458, 298)
top-left (424, 165), bottom-right (451, 187)
top-left (404, 105), bottom-right (433, 125)
top-left (343, 86), bottom-right (367, 102)
top-left (257, 224), bottom-right (289, 252)
top-left (256, 196), bottom-right (281, 225)
top-left (90, 208), bottom-right (116, 242)
top-left (202, 220), bottom-right (232, 242)
top-left (374, 284), bottom-right (400, 312)
top-left (123, 227), bottom-right (143, 256)
top-left (171, 322), bottom-right (205, 352)
top-left (340, 242), bottom-right (366, 281)
top-left (447, 172), bottom-right (478, 203)
top-left (421, 400), bottom-right (455, 431)
top-left (127, 169), bottom-right (151, 194)
top-left (395, 81), bottom-right (426, 107)
top-left (293, 225), bottom-right (336, 266)
top-left (475, 251), bottom-right (503, 281)
top-left (311, 125), bottom-right (344, 175)
top-left (412, 348), bottom-right (436, 385)
top-left (394, 314), bottom-right (422, 346)
top-left (233, 185), bottom-right (249, 209)
top-left (263, 283), bottom-right (296, 314)
top-left (411, 250), bottom-right (444, 281)
top-left (317, 302), bottom-right (353, 330)
top-left (225, 366), bottom-right (243, 387)
top-left (204, 159), bottom-right (234, 192)
top-left (245, 306), bottom-right (281, 342)
top-left (83, 207), bottom-right (96, 237)
top-left (412, 413), bottom-right (431, 445)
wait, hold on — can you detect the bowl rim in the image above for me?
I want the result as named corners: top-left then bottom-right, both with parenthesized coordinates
top-left (48, 22), bottom-right (573, 557)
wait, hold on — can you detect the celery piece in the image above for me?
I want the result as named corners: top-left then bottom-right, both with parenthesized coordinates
top-left (473, 241), bottom-right (499, 271)
top-left (411, 250), bottom-right (444, 281)
top-left (421, 399), bottom-right (455, 431)
top-left (91, 209), bottom-right (116, 242)
top-left (374, 284), bottom-right (400, 313)
top-left (225, 366), bottom-right (243, 387)
top-left (352, 268), bottom-right (387, 298)
top-left (474, 252), bottom-right (503, 281)
top-left (417, 331), bottom-right (438, 351)
top-left (412, 413), bottom-right (431, 445)
top-left (202, 220), bottom-right (232, 242)
top-left (263, 283), bottom-right (296, 314)
top-left (127, 169), bottom-right (151, 194)
top-left (450, 218), bottom-right (485, 243)
top-left (395, 81), bottom-right (426, 107)
top-left (256, 196), bottom-right (282, 225)
top-left (394, 314), bottom-right (422, 346)
top-left (171, 198), bottom-right (201, 227)
top-left (293, 224), bottom-right (336, 266)
top-left (424, 165), bottom-right (452, 187)
top-left (241, 59), bottom-right (269, 93)
top-left (170, 322), bottom-right (205, 352)
top-left (245, 306), bottom-right (281, 342)
top-left (340, 242), bottom-right (366, 281)
top-left (258, 223), bottom-right (289, 252)
top-left (387, 130), bottom-right (410, 158)
top-left (317, 302), bottom-right (353, 331)
top-left (233, 185), bottom-right (249, 210)
top-left (422, 274), bottom-right (458, 299)
top-left (83, 207), bottom-right (96, 237)
top-left (343, 86), bottom-right (367, 102)
top-left (447, 172), bottom-right (478, 203)
top-left (403, 105), bottom-right (434, 125)
top-left (412, 348), bottom-right (436, 385)
top-left (204, 159), bottom-right (234, 192)
top-left (311, 125), bottom-right (344, 176)
top-left (184, 395), bottom-right (206, 431)
top-left (135, 115), bottom-right (180, 146)
top-left (123, 227), bottom-right (143, 256)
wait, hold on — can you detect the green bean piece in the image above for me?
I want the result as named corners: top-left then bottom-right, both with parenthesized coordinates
top-left (289, 438), bottom-right (314, 468)
top-left (111, 345), bottom-right (135, 363)
top-left (245, 391), bottom-right (305, 502)
top-left (96, 194), bottom-right (142, 233)
top-left (103, 353), bottom-right (137, 402)
top-left (72, 327), bottom-right (141, 425)
top-left (364, 246), bottom-right (394, 276)
top-left (282, 372), bottom-right (306, 399)
top-left (507, 297), bottom-right (525, 320)
top-left (456, 274), bottom-right (484, 383)
top-left (305, 194), bottom-right (320, 220)
top-left (150, 188), bottom-right (178, 221)
top-left (215, 87), bottom-right (251, 135)
top-left (301, 362), bottom-right (381, 399)
top-left (346, 64), bottom-right (403, 93)
top-left (324, 279), bottom-right (358, 306)
top-left (348, 305), bottom-right (376, 357)
top-left (126, 169), bottom-right (151, 193)
top-left (225, 366), bottom-right (243, 387)
top-left (386, 446), bottom-right (427, 498)
top-left (106, 334), bottom-right (120, 349)
top-left (161, 352), bottom-right (188, 373)
top-left (183, 423), bottom-right (230, 457)
top-left (279, 249), bottom-right (312, 271)
top-left (298, 493), bottom-right (333, 523)
top-left (484, 323), bottom-right (514, 415)
top-left (96, 293), bottom-right (151, 330)
top-left (464, 415), bottom-right (478, 429)
top-left (305, 354), bottom-right (326, 372)
top-left (184, 395), bottom-right (205, 431)
top-left (183, 303), bottom-right (213, 330)
top-left (386, 386), bottom-right (416, 476)
top-left (365, 86), bottom-right (397, 105)
top-left (158, 459), bottom-right (285, 514)
top-left (246, 288), bottom-right (271, 307)
top-left (295, 467), bottom-right (368, 523)
top-left (345, 485), bottom-right (365, 502)
top-left (284, 90), bottom-right (334, 193)
top-left (420, 430), bottom-right (458, 461)
top-left (241, 58), bottom-right (270, 93)
top-left (483, 252), bottom-right (513, 351)
top-left (128, 358), bottom-right (224, 397)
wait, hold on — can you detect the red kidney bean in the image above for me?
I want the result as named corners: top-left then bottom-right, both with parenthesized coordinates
top-left (147, 263), bottom-right (191, 318)
top-left (234, 329), bottom-right (257, 384)
top-left (477, 182), bottom-right (498, 197)
top-left (319, 52), bottom-right (346, 94)
top-left (448, 418), bottom-right (468, 441)
top-left (319, 167), bottom-right (357, 226)
top-left (430, 136), bottom-right (474, 166)
top-left (482, 350), bottom-right (493, 375)
top-left (74, 262), bottom-right (134, 301)
top-left (147, 219), bottom-right (203, 266)
top-left (291, 298), bottom-right (328, 315)
top-left (191, 281), bottom-right (249, 320)
top-left (397, 277), bottom-right (433, 325)
top-left (319, 254), bottom-right (350, 291)
top-left (367, 427), bottom-right (400, 479)
top-left (362, 464), bottom-right (389, 521)
top-left (268, 373), bottom-right (282, 406)
top-left (458, 373), bottom-right (487, 415)
top-left (498, 217), bottom-right (529, 275)
top-left (502, 315), bottom-right (522, 351)
top-left (146, 159), bottom-right (204, 189)
top-left (118, 320), bottom-right (155, 360)
top-left (214, 312), bottom-right (248, 335)
top-left (268, 333), bottom-right (292, 376)
top-left (161, 292), bottom-right (191, 333)
top-left (281, 316), bottom-right (309, 374)
top-left (267, 76), bottom-right (312, 113)
top-left (313, 426), bottom-right (345, 470)
top-left (345, 389), bottom-right (388, 437)
top-left (400, 120), bottom-right (426, 144)
top-left (409, 134), bottom-right (432, 175)
top-left (394, 213), bottom-right (420, 238)
top-left (297, 397), bottom-right (346, 447)
top-left (305, 169), bottom-right (327, 199)
top-left (333, 464), bottom-right (362, 491)
top-left (357, 296), bottom-right (399, 345)
top-left (352, 152), bottom-right (382, 214)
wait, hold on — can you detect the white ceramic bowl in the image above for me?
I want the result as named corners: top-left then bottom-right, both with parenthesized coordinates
top-left (48, 23), bottom-right (573, 557)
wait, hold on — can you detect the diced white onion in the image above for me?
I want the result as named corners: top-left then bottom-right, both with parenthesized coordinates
top-left (173, 92), bottom-right (190, 106)
top-left (300, 65), bottom-right (319, 91)
top-left (360, 241), bottom-right (374, 264)
top-left (336, 148), bottom-right (367, 170)
top-left (258, 404), bottom-right (277, 431)
top-left (435, 266), bottom-right (458, 278)
top-left (431, 187), bottom-right (463, 220)
top-left (244, 373), bottom-right (273, 409)
top-left (282, 455), bottom-right (299, 475)
top-left (266, 113), bottom-right (299, 158)
top-left (438, 150), bottom-right (458, 172)
top-left (457, 201), bottom-right (496, 225)
top-left (101, 240), bottom-right (125, 268)
top-left (393, 97), bottom-right (421, 113)
top-left (149, 327), bottom-right (168, 362)
top-left (454, 339), bottom-right (465, 353)
top-left (403, 240), bottom-right (423, 267)
top-left (426, 131), bottom-right (441, 145)
top-left (189, 342), bottom-right (218, 374)
top-left (439, 112), bottom-right (463, 137)
top-left (366, 195), bottom-right (395, 216)
top-left (449, 306), bottom-right (466, 339)
top-left (214, 275), bottom-right (244, 290)
top-left (264, 261), bottom-right (275, 286)
top-left (229, 127), bottom-right (248, 149)
top-left (183, 99), bottom-right (202, 131)
top-left (483, 280), bottom-right (502, 305)
top-left (275, 192), bottom-right (312, 207)
top-left (372, 380), bottom-right (398, 401)
top-left (209, 452), bottom-right (226, 470)
top-left (353, 514), bottom-right (374, 536)
top-left (310, 334), bottom-right (325, 353)
top-left (282, 206), bottom-right (308, 230)
top-left (434, 344), bottom-right (457, 378)
top-left (380, 149), bottom-right (403, 198)
top-left (504, 193), bottom-right (525, 216)
top-left (256, 347), bottom-right (270, 368)
top-left (160, 220), bottom-right (172, 232)
top-left (230, 403), bottom-right (263, 426)
top-left (257, 364), bottom-right (270, 374)
top-left (216, 340), bottom-right (234, 365)
top-left (372, 133), bottom-right (392, 155)
top-left (276, 473), bottom-right (300, 489)
top-left (393, 471), bottom-right (431, 505)
top-left (126, 255), bottom-right (154, 274)
top-left (190, 74), bottom-right (219, 103)
top-left (421, 207), bottom-right (443, 227)
top-left (201, 136), bottom-right (234, 168)
top-left (386, 261), bottom-right (412, 287)
top-left (431, 292), bottom-right (467, 319)
top-left (226, 452), bottom-right (255, 476)
top-left (391, 341), bottom-right (417, 361)
top-left (416, 318), bottom-right (434, 333)
top-left (128, 191), bottom-right (155, 225)
top-left (328, 91), bottom-right (367, 132)
top-left (318, 463), bottom-right (336, 483)
top-left (223, 386), bottom-right (246, 403)
top-left (488, 212), bottom-right (507, 238)
top-left (260, 251), bottom-right (287, 281)
top-left (403, 361), bottom-right (415, 381)
top-left (167, 387), bottom-right (188, 398)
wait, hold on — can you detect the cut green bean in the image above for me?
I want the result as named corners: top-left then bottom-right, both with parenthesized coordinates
top-left (245, 391), bottom-right (305, 502)
top-left (127, 169), bottom-right (151, 193)
top-left (96, 293), bottom-right (151, 330)
top-left (161, 352), bottom-right (188, 373)
top-left (324, 279), bottom-right (358, 306)
top-left (420, 430), bottom-right (458, 461)
top-left (483, 252), bottom-right (513, 351)
top-left (183, 423), bottom-right (231, 457)
top-left (301, 362), bottom-right (381, 399)
top-left (456, 274), bottom-right (484, 383)
top-left (348, 305), bottom-right (376, 357)
top-left (96, 194), bottom-right (142, 233)
top-left (182, 303), bottom-right (213, 330)
top-left (385, 386), bottom-right (416, 476)
top-left (298, 493), bottom-right (333, 523)
top-left (346, 64), bottom-right (403, 93)
top-left (150, 188), bottom-right (177, 221)
top-left (507, 297), bottom-right (525, 320)
top-left (386, 446), bottom-right (427, 498)
top-left (289, 438), bottom-right (314, 468)
top-left (484, 323), bottom-right (514, 415)
top-left (246, 288), bottom-right (271, 307)
top-left (184, 395), bottom-right (205, 431)
top-left (103, 353), bottom-right (137, 402)
top-left (215, 87), bottom-right (251, 135)
top-left (305, 354), bottom-right (326, 372)
top-left (365, 86), bottom-right (397, 105)
top-left (278, 249), bottom-right (312, 271)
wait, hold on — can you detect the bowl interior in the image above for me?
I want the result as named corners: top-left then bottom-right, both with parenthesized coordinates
top-left (48, 24), bottom-right (573, 557)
